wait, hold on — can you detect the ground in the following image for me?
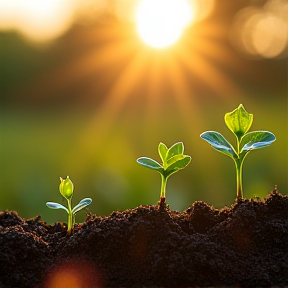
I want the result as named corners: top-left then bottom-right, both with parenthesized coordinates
top-left (0, 190), bottom-right (288, 287)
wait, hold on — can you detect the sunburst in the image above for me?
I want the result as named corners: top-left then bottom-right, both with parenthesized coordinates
top-left (19, 1), bottom-right (244, 178)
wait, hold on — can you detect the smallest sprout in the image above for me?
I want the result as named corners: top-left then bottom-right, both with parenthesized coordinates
top-left (46, 176), bottom-right (92, 235)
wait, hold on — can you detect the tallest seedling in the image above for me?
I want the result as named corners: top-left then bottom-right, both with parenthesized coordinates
top-left (200, 104), bottom-right (276, 201)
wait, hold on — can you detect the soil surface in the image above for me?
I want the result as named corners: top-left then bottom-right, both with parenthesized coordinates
top-left (1, 189), bottom-right (288, 288)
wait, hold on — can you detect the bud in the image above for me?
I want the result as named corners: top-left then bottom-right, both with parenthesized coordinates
top-left (59, 176), bottom-right (74, 200)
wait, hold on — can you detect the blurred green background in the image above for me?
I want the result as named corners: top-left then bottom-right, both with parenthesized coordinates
top-left (0, 0), bottom-right (287, 224)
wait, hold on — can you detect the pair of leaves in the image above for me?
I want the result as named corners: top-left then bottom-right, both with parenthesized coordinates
top-left (46, 198), bottom-right (92, 215)
top-left (200, 130), bottom-right (276, 160)
top-left (200, 104), bottom-right (276, 161)
top-left (137, 142), bottom-right (191, 178)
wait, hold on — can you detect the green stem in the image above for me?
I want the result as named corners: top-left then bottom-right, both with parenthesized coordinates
top-left (67, 199), bottom-right (73, 234)
top-left (235, 159), bottom-right (243, 200)
top-left (160, 174), bottom-right (167, 199)
top-left (235, 138), bottom-right (244, 201)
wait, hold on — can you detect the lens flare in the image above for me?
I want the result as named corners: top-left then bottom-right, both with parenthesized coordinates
top-left (44, 260), bottom-right (103, 288)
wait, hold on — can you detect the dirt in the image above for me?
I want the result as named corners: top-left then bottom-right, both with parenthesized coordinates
top-left (1, 189), bottom-right (288, 288)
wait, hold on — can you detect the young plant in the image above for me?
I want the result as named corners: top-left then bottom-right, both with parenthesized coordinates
top-left (200, 104), bottom-right (276, 201)
top-left (137, 142), bottom-right (191, 207)
top-left (46, 176), bottom-right (92, 234)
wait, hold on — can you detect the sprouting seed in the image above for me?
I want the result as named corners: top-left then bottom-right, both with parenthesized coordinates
top-left (46, 176), bottom-right (92, 234)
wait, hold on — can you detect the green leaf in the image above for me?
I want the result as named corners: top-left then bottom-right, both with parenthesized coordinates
top-left (166, 154), bottom-right (185, 167)
top-left (166, 142), bottom-right (184, 160)
top-left (200, 131), bottom-right (237, 158)
top-left (137, 157), bottom-right (163, 173)
top-left (46, 202), bottom-right (68, 213)
top-left (166, 155), bottom-right (191, 177)
top-left (240, 131), bottom-right (276, 152)
top-left (224, 104), bottom-right (253, 140)
top-left (158, 142), bottom-right (168, 163)
top-left (72, 198), bottom-right (92, 214)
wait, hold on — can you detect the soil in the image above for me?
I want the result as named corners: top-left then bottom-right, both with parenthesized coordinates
top-left (1, 189), bottom-right (288, 288)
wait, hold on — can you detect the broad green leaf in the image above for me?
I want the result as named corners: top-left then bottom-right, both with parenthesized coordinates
top-left (166, 142), bottom-right (184, 160)
top-left (72, 198), bottom-right (92, 214)
top-left (46, 202), bottom-right (68, 213)
top-left (166, 155), bottom-right (191, 177)
top-left (158, 142), bottom-right (168, 163)
top-left (224, 104), bottom-right (253, 140)
top-left (240, 131), bottom-right (276, 152)
top-left (200, 131), bottom-right (237, 158)
top-left (137, 157), bottom-right (163, 172)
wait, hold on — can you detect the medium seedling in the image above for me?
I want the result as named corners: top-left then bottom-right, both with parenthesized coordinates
top-left (137, 142), bottom-right (191, 207)
top-left (200, 104), bottom-right (276, 201)
top-left (46, 176), bottom-right (92, 234)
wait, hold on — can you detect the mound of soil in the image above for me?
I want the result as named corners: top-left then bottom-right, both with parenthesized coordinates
top-left (1, 189), bottom-right (288, 288)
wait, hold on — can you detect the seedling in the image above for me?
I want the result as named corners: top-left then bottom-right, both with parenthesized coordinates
top-left (46, 176), bottom-right (92, 234)
top-left (137, 142), bottom-right (191, 207)
top-left (200, 104), bottom-right (276, 201)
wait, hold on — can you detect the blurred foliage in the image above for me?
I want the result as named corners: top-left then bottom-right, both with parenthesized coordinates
top-left (0, 1), bottom-right (287, 224)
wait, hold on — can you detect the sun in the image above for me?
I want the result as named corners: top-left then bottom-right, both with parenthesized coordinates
top-left (136, 0), bottom-right (193, 48)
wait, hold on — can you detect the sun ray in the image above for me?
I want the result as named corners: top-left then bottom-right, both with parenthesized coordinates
top-left (62, 18), bottom-right (246, 174)
top-left (13, 7), bottom-right (247, 179)
top-left (64, 45), bottom-right (154, 171)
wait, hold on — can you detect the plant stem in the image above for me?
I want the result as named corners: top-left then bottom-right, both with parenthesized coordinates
top-left (160, 174), bottom-right (167, 199)
top-left (234, 138), bottom-right (244, 201)
top-left (67, 199), bottom-right (73, 235)
top-left (235, 159), bottom-right (243, 201)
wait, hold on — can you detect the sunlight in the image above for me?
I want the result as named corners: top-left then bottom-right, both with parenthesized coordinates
top-left (136, 0), bottom-right (194, 48)
top-left (12, 0), bottom-right (241, 186)
top-left (0, 0), bottom-right (75, 43)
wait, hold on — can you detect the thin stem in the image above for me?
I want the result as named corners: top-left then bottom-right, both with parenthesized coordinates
top-left (160, 174), bottom-right (167, 199)
top-left (67, 199), bottom-right (73, 235)
top-left (235, 159), bottom-right (243, 200)
top-left (235, 138), bottom-right (243, 201)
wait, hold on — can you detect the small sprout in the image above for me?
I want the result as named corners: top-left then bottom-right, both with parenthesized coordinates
top-left (137, 142), bottom-right (191, 207)
top-left (46, 176), bottom-right (92, 235)
top-left (200, 104), bottom-right (276, 201)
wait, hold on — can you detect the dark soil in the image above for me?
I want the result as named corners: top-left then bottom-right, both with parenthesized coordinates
top-left (1, 189), bottom-right (288, 288)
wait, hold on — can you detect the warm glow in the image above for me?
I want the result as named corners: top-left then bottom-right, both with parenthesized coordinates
top-left (0, 0), bottom-right (75, 42)
top-left (230, 0), bottom-right (288, 58)
top-left (136, 0), bottom-right (193, 48)
top-left (44, 261), bottom-right (103, 288)
top-left (251, 13), bottom-right (288, 58)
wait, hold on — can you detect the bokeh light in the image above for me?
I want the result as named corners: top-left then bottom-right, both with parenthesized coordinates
top-left (230, 0), bottom-right (288, 59)
top-left (0, 0), bottom-right (76, 43)
top-left (43, 260), bottom-right (103, 288)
